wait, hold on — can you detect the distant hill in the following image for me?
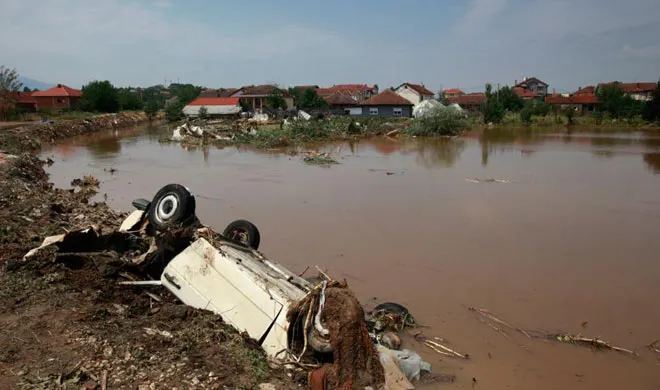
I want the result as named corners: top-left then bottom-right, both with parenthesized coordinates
top-left (18, 76), bottom-right (53, 91)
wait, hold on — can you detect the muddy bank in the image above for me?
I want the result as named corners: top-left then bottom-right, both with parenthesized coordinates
top-left (0, 111), bottom-right (150, 154)
top-left (0, 154), bottom-right (298, 389)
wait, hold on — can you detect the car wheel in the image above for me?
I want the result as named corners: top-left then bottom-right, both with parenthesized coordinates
top-left (223, 220), bottom-right (260, 250)
top-left (147, 184), bottom-right (196, 231)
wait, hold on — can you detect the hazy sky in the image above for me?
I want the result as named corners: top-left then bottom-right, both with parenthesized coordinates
top-left (2, 0), bottom-right (659, 93)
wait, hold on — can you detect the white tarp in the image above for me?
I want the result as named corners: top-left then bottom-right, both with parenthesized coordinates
top-left (412, 100), bottom-right (445, 118)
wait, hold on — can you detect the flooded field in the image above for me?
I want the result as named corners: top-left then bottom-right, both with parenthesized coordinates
top-left (41, 125), bottom-right (660, 389)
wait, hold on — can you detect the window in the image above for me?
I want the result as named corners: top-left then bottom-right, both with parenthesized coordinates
top-left (369, 107), bottom-right (378, 116)
top-left (393, 107), bottom-right (403, 117)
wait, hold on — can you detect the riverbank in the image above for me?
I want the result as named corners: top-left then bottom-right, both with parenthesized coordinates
top-left (0, 111), bottom-right (150, 154)
top-left (0, 118), bottom-right (295, 388)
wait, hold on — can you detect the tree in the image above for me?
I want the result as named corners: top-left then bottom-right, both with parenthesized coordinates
top-left (168, 83), bottom-right (202, 105)
top-left (81, 80), bottom-right (120, 112)
top-left (497, 86), bottom-right (524, 112)
top-left (597, 83), bottom-right (643, 119)
top-left (436, 91), bottom-right (448, 105)
top-left (23, 86), bottom-right (32, 93)
top-left (0, 65), bottom-right (23, 120)
top-left (118, 89), bottom-right (143, 110)
top-left (297, 88), bottom-right (327, 111)
top-left (482, 83), bottom-right (505, 124)
top-left (144, 99), bottom-right (159, 120)
top-left (563, 107), bottom-right (576, 125)
top-left (642, 81), bottom-right (660, 122)
top-left (266, 87), bottom-right (287, 110)
top-left (165, 101), bottom-right (184, 122)
top-left (198, 105), bottom-right (208, 119)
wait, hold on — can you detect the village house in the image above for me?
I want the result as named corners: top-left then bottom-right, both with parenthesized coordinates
top-left (317, 84), bottom-right (378, 102)
top-left (445, 93), bottom-right (486, 112)
top-left (2, 91), bottom-right (37, 113)
top-left (514, 77), bottom-right (549, 96)
top-left (597, 82), bottom-right (657, 101)
top-left (199, 88), bottom-right (238, 98)
top-left (182, 97), bottom-right (242, 118)
top-left (545, 86), bottom-right (601, 114)
top-left (443, 88), bottom-right (465, 98)
top-left (229, 85), bottom-right (294, 111)
top-left (31, 84), bottom-right (82, 110)
top-left (394, 83), bottom-right (435, 105)
top-left (323, 92), bottom-right (361, 116)
top-left (513, 87), bottom-right (540, 101)
top-left (360, 89), bottom-right (413, 118)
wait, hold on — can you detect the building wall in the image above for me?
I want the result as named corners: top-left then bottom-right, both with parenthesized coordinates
top-left (525, 81), bottom-right (548, 96)
top-left (361, 105), bottom-right (412, 118)
top-left (628, 91), bottom-right (653, 101)
top-left (395, 87), bottom-right (422, 105)
top-left (34, 96), bottom-right (80, 110)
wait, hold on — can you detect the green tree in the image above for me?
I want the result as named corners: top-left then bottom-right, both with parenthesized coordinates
top-left (198, 105), bottom-right (208, 119)
top-left (642, 81), bottom-right (660, 122)
top-left (81, 80), bottom-right (120, 112)
top-left (165, 101), bottom-right (184, 122)
top-left (118, 89), bottom-right (143, 110)
top-left (597, 83), bottom-right (643, 119)
top-left (266, 87), bottom-right (287, 110)
top-left (168, 83), bottom-right (202, 105)
top-left (520, 102), bottom-right (533, 124)
top-left (0, 65), bottom-right (23, 120)
top-left (144, 99), bottom-right (159, 120)
top-left (297, 88), bottom-right (327, 110)
top-left (563, 107), bottom-right (576, 125)
top-left (482, 83), bottom-right (505, 124)
top-left (437, 91), bottom-right (448, 105)
top-left (497, 86), bottom-right (524, 112)
top-left (23, 86), bottom-right (32, 93)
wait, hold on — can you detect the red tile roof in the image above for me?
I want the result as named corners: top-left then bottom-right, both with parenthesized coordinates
top-left (443, 88), bottom-right (464, 95)
top-left (31, 84), bottom-right (82, 97)
top-left (598, 82), bottom-right (657, 93)
top-left (446, 93), bottom-right (486, 105)
top-left (7, 91), bottom-right (36, 104)
top-left (361, 89), bottom-right (413, 106)
top-left (513, 87), bottom-right (540, 99)
top-left (545, 94), bottom-right (600, 105)
top-left (574, 86), bottom-right (596, 95)
top-left (317, 84), bottom-right (377, 97)
top-left (186, 97), bottom-right (239, 106)
top-left (324, 93), bottom-right (359, 106)
top-left (397, 83), bottom-right (434, 96)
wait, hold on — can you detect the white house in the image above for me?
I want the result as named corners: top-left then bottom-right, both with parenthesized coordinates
top-left (183, 97), bottom-right (242, 118)
top-left (394, 83), bottom-right (435, 105)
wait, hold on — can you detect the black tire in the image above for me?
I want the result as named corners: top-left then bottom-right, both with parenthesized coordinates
top-left (147, 184), bottom-right (196, 231)
top-left (223, 220), bottom-right (260, 250)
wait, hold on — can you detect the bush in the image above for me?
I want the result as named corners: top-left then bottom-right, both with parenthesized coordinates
top-left (144, 100), bottom-right (159, 120)
top-left (563, 107), bottom-right (575, 125)
top-left (641, 82), bottom-right (660, 122)
top-left (198, 106), bottom-right (208, 119)
top-left (483, 102), bottom-right (505, 124)
top-left (81, 80), bottom-right (120, 113)
top-left (165, 101), bottom-right (184, 122)
top-left (118, 89), bottom-right (143, 110)
top-left (405, 108), bottom-right (467, 136)
top-left (520, 106), bottom-right (533, 124)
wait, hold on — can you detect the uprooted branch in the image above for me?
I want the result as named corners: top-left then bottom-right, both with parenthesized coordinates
top-left (468, 307), bottom-right (532, 339)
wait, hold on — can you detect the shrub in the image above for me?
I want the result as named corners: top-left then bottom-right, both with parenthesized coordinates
top-left (165, 101), bottom-right (184, 122)
top-left (81, 80), bottom-right (120, 113)
top-left (563, 107), bottom-right (575, 125)
top-left (405, 108), bottom-right (467, 136)
top-left (198, 106), bottom-right (208, 119)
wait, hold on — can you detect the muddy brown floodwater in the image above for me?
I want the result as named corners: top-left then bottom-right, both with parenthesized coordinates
top-left (41, 125), bottom-right (660, 389)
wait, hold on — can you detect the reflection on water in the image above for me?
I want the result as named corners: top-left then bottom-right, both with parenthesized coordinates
top-left (413, 138), bottom-right (466, 168)
top-left (644, 153), bottom-right (660, 174)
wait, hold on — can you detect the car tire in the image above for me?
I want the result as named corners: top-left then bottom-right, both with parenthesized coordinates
top-left (147, 184), bottom-right (196, 231)
top-left (222, 220), bottom-right (260, 250)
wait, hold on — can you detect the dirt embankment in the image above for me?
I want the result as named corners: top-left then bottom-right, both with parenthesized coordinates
top-left (0, 117), bottom-right (296, 388)
top-left (0, 111), bottom-right (149, 154)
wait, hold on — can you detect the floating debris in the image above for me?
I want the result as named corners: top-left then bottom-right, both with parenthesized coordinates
top-left (465, 178), bottom-right (515, 184)
top-left (552, 334), bottom-right (638, 356)
top-left (302, 152), bottom-right (338, 166)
